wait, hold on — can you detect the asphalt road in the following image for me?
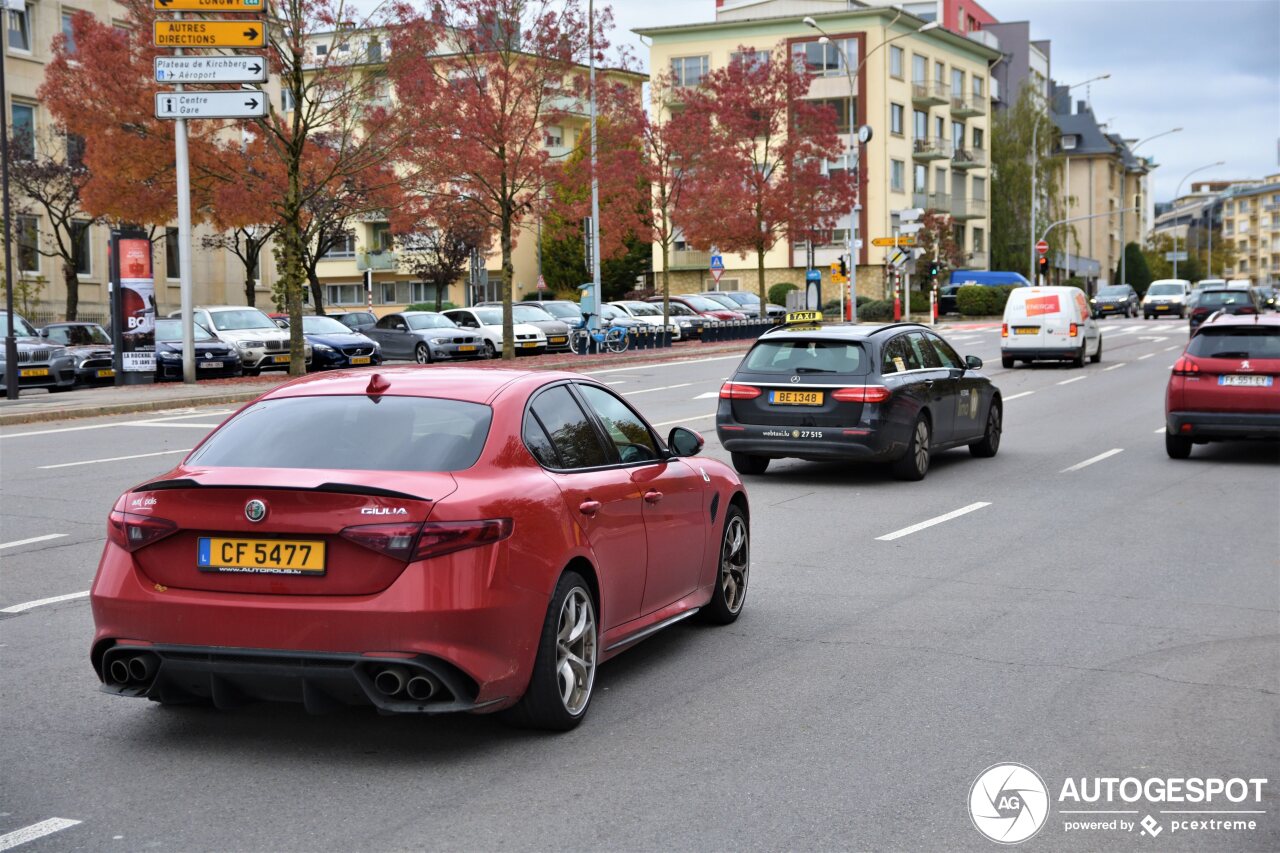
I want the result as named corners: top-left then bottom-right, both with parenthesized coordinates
top-left (1, 317), bottom-right (1277, 852)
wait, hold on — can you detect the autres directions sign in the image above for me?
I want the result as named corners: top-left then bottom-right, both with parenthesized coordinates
top-left (154, 20), bottom-right (264, 47)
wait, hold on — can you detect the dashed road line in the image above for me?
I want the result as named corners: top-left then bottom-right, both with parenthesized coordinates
top-left (1002, 391), bottom-right (1035, 401)
top-left (0, 590), bottom-right (90, 614)
top-left (623, 382), bottom-right (693, 396)
top-left (0, 818), bottom-right (82, 851)
top-left (876, 502), bottom-right (992, 542)
top-left (1057, 376), bottom-right (1087, 385)
top-left (1061, 448), bottom-right (1124, 473)
top-left (584, 354), bottom-right (742, 375)
top-left (2, 409), bottom-right (233, 439)
top-left (1138, 353), bottom-right (1154, 360)
top-left (38, 448), bottom-right (192, 470)
top-left (1155, 427), bottom-right (1166, 434)
top-left (1104, 363), bottom-right (1126, 371)
top-left (694, 391), bottom-right (720, 400)
top-left (1164, 345), bottom-right (1180, 352)
top-left (0, 533), bottom-right (68, 551)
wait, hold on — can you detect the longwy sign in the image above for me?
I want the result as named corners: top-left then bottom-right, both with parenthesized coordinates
top-left (155, 90), bottom-right (267, 119)
top-left (155, 55), bottom-right (266, 84)
top-left (871, 236), bottom-right (915, 247)
top-left (154, 0), bottom-right (263, 10)
top-left (154, 20), bottom-right (264, 47)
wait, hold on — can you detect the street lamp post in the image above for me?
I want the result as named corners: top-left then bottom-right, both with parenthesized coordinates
top-left (1031, 73), bottom-right (1108, 283)
top-left (1171, 160), bottom-right (1224, 279)
top-left (804, 14), bottom-right (937, 323)
top-left (1119, 127), bottom-right (1181, 287)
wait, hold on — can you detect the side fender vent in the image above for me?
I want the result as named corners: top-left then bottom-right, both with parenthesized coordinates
top-left (709, 493), bottom-right (720, 524)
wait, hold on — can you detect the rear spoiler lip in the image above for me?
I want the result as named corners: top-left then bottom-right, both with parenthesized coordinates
top-left (132, 478), bottom-right (431, 502)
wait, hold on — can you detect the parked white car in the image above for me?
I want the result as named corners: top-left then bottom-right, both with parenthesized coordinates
top-left (607, 300), bottom-right (686, 340)
top-left (442, 307), bottom-right (547, 358)
top-left (1142, 279), bottom-right (1190, 319)
top-left (169, 306), bottom-right (311, 374)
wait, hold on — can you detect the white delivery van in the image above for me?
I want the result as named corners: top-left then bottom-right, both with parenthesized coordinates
top-left (1001, 286), bottom-right (1101, 368)
top-left (1142, 279), bottom-right (1190, 319)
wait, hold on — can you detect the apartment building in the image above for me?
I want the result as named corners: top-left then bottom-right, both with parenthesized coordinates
top-left (984, 20), bottom-right (1050, 112)
top-left (639, 2), bottom-right (999, 297)
top-left (1220, 174), bottom-right (1280, 286)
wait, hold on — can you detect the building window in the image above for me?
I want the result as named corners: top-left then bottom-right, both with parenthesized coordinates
top-left (281, 88), bottom-right (295, 112)
top-left (913, 109), bottom-right (927, 139)
top-left (8, 3), bottom-right (32, 51)
top-left (935, 168), bottom-right (947, 195)
top-left (951, 120), bottom-right (964, 149)
top-left (60, 10), bottom-right (78, 53)
top-left (322, 230), bottom-right (356, 259)
top-left (813, 98), bottom-right (851, 134)
top-left (792, 39), bottom-right (852, 76)
top-left (730, 49), bottom-right (769, 71)
top-left (973, 176), bottom-right (987, 200)
top-left (934, 115), bottom-right (945, 140)
top-left (11, 102), bottom-right (35, 160)
top-left (370, 223), bottom-right (393, 252)
top-left (72, 220), bottom-right (91, 276)
top-left (326, 283), bottom-right (362, 306)
top-left (911, 54), bottom-right (926, 83)
top-left (890, 103), bottom-right (904, 136)
top-left (973, 227), bottom-right (985, 253)
top-left (951, 68), bottom-right (964, 97)
top-left (16, 215), bottom-right (39, 272)
top-left (165, 227), bottom-right (180, 279)
top-left (544, 126), bottom-right (562, 147)
top-left (934, 61), bottom-right (945, 86)
top-left (914, 164), bottom-right (927, 192)
top-left (890, 45), bottom-right (903, 79)
top-left (972, 75), bottom-right (984, 99)
top-left (670, 55), bottom-right (709, 87)
top-left (891, 159), bottom-right (905, 193)
top-left (66, 132), bottom-right (85, 169)
top-left (972, 127), bottom-right (985, 149)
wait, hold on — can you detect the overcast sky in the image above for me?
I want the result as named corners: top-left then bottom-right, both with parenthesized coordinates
top-left (609, 0), bottom-right (1280, 202)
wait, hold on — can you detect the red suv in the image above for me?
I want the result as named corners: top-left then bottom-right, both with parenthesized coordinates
top-left (1165, 313), bottom-right (1280, 458)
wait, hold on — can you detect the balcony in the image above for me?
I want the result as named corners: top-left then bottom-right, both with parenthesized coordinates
top-left (951, 197), bottom-right (985, 220)
top-left (952, 148), bottom-right (986, 170)
top-left (911, 81), bottom-right (948, 106)
top-left (949, 95), bottom-right (984, 117)
top-left (965, 251), bottom-right (989, 269)
top-left (912, 136), bottom-right (952, 160)
top-left (912, 191), bottom-right (951, 212)
top-left (1264, 201), bottom-right (1280, 212)
top-left (669, 249), bottom-right (711, 270)
top-left (356, 249), bottom-right (398, 271)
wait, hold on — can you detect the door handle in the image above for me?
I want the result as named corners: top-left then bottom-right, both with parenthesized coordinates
top-left (578, 500), bottom-right (601, 516)
top-left (644, 490), bottom-right (663, 503)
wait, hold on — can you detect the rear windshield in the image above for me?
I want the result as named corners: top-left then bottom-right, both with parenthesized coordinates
top-left (1197, 291), bottom-right (1250, 308)
top-left (1147, 284), bottom-right (1184, 296)
top-left (743, 339), bottom-right (867, 375)
top-left (189, 396), bottom-right (492, 472)
top-left (1187, 327), bottom-right (1280, 359)
top-left (541, 303), bottom-right (582, 320)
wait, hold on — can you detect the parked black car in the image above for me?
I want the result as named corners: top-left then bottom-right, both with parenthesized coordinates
top-left (297, 315), bottom-right (383, 370)
top-left (153, 319), bottom-right (242, 380)
top-left (0, 311), bottom-right (76, 394)
top-left (716, 319), bottom-right (1001, 481)
top-left (1188, 287), bottom-right (1265, 331)
top-left (40, 322), bottom-right (115, 385)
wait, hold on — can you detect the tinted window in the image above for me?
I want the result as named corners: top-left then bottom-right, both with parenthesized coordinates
top-left (577, 385), bottom-right (658, 463)
top-left (472, 308), bottom-right (503, 325)
top-left (1, 313), bottom-right (39, 337)
top-left (1147, 284), bottom-right (1184, 296)
top-left (744, 339), bottom-right (867, 375)
top-left (906, 332), bottom-right (943, 369)
top-left (1186, 327), bottom-right (1280, 359)
top-left (541, 302), bottom-right (583, 321)
top-left (620, 301), bottom-right (660, 316)
top-left (407, 314), bottom-right (455, 330)
top-left (376, 314), bottom-right (405, 329)
top-left (189, 396), bottom-right (492, 472)
top-left (528, 386), bottom-right (609, 469)
top-left (155, 320), bottom-right (215, 342)
top-left (47, 325), bottom-right (111, 345)
top-left (1197, 291), bottom-right (1250, 308)
top-left (881, 336), bottom-right (914, 373)
top-left (209, 309), bottom-right (275, 331)
top-left (522, 415), bottom-right (560, 467)
top-left (927, 333), bottom-right (962, 369)
top-left (512, 305), bottom-right (554, 323)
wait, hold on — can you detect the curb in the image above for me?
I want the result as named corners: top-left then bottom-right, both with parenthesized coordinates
top-left (0, 341), bottom-right (754, 427)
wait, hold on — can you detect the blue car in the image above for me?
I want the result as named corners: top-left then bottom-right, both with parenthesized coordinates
top-left (297, 315), bottom-right (382, 370)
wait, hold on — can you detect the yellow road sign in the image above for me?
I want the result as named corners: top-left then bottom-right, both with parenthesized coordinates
top-left (871, 236), bottom-right (916, 247)
top-left (154, 20), bottom-right (264, 48)
top-left (154, 0), bottom-right (263, 10)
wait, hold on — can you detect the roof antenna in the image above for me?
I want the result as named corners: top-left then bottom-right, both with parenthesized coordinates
top-left (366, 373), bottom-right (390, 398)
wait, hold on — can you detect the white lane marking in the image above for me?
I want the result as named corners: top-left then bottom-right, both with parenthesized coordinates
top-left (1164, 345), bottom-right (1179, 352)
top-left (584, 354), bottom-right (742, 375)
top-left (1104, 363), bottom-right (1126, 371)
top-left (1060, 448), bottom-right (1124, 473)
top-left (0, 533), bottom-right (68, 550)
top-left (623, 382), bottom-right (693, 396)
top-left (651, 413), bottom-right (715, 428)
top-left (38, 448), bottom-right (192, 470)
top-left (876, 502), bottom-right (991, 542)
top-left (1002, 391), bottom-right (1035, 401)
top-left (694, 391), bottom-right (720, 400)
top-left (1155, 427), bottom-right (1166, 434)
top-left (127, 422), bottom-right (220, 429)
top-left (1139, 353), bottom-right (1154, 360)
top-left (2, 409), bottom-right (233, 439)
top-left (1057, 376), bottom-right (1086, 385)
top-left (0, 818), bottom-right (82, 851)
top-left (603, 380), bottom-right (627, 386)
top-left (0, 590), bottom-right (89, 614)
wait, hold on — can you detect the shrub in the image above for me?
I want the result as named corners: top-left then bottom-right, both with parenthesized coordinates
top-left (956, 285), bottom-right (1000, 316)
top-left (1062, 277), bottom-right (1086, 291)
top-left (858, 299), bottom-right (895, 321)
top-left (406, 301), bottom-right (457, 312)
top-left (769, 282), bottom-right (798, 306)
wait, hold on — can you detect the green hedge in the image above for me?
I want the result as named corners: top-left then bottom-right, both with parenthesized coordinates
top-left (955, 285), bottom-right (1022, 316)
top-left (405, 301), bottom-right (457, 311)
top-left (858, 299), bottom-right (895, 321)
top-left (769, 283), bottom-right (798, 306)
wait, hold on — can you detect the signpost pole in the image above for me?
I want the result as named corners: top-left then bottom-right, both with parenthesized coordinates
top-left (171, 10), bottom-right (196, 384)
top-left (0, 51), bottom-right (18, 399)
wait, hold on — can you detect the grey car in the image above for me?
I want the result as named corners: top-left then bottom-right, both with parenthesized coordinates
top-left (0, 311), bottom-right (76, 394)
top-left (363, 311), bottom-right (485, 363)
top-left (41, 321), bottom-right (116, 385)
top-left (477, 302), bottom-right (573, 351)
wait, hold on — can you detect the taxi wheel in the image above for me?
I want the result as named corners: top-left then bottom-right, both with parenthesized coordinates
top-left (730, 453), bottom-right (769, 476)
top-left (891, 416), bottom-right (931, 481)
top-left (969, 401), bottom-right (1002, 458)
top-left (414, 343), bottom-right (432, 364)
top-left (504, 570), bottom-right (597, 732)
top-left (702, 507), bottom-right (748, 625)
top-left (1165, 433), bottom-right (1193, 459)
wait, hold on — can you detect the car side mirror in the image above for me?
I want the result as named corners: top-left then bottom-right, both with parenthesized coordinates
top-left (964, 355), bottom-right (983, 370)
top-left (667, 426), bottom-right (704, 457)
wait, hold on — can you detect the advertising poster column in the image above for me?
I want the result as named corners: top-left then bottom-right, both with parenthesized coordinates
top-left (109, 228), bottom-right (157, 385)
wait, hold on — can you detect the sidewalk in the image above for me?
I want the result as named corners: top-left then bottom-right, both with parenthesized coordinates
top-left (0, 340), bottom-right (755, 427)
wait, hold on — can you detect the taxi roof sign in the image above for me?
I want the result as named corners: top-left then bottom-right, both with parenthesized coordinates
top-left (784, 311), bottom-right (822, 325)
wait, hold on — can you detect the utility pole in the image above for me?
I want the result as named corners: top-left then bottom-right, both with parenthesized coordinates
top-left (587, 0), bottom-right (602, 330)
top-left (1, 51), bottom-right (18, 398)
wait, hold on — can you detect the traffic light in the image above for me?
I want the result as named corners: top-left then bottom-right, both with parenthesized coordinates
top-left (1037, 255), bottom-right (1049, 279)
top-left (838, 256), bottom-right (848, 278)
top-left (927, 259), bottom-right (939, 279)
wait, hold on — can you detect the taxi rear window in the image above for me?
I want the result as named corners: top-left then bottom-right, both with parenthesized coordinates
top-left (743, 339), bottom-right (867, 375)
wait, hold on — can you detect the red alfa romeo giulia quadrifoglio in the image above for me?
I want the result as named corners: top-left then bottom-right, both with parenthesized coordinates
top-left (91, 367), bottom-right (750, 730)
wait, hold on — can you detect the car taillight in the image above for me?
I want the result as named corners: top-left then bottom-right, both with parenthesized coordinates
top-left (719, 382), bottom-right (762, 399)
top-left (832, 386), bottom-right (891, 403)
top-left (1069, 323), bottom-right (1079, 338)
top-left (1238, 307), bottom-right (1256, 315)
top-left (1172, 356), bottom-right (1201, 376)
top-left (340, 519), bottom-right (513, 562)
top-left (107, 510), bottom-right (178, 553)
top-left (1001, 324), bottom-right (1008, 338)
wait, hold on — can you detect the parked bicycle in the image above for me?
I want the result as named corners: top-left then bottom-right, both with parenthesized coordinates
top-left (568, 317), bottom-right (630, 354)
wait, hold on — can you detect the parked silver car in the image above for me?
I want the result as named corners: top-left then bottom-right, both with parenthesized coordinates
top-left (476, 302), bottom-right (572, 351)
top-left (362, 311), bottom-right (485, 363)
top-left (169, 306), bottom-right (311, 374)
top-left (0, 311), bottom-right (76, 394)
